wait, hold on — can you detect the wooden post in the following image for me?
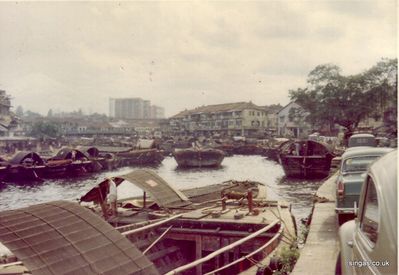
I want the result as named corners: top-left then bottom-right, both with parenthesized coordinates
top-left (247, 190), bottom-right (253, 213)
top-left (195, 235), bottom-right (202, 275)
top-left (143, 191), bottom-right (146, 208)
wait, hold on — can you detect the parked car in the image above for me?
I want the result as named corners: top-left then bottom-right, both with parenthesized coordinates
top-left (335, 147), bottom-right (393, 224)
top-left (337, 150), bottom-right (397, 275)
top-left (348, 134), bottom-right (376, 148)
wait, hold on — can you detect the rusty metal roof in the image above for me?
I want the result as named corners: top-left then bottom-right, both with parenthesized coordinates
top-left (0, 201), bottom-right (158, 275)
top-left (80, 169), bottom-right (191, 208)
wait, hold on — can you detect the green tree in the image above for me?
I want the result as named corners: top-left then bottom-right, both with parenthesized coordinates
top-left (15, 106), bottom-right (24, 117)
top-left (290, 58), bottom-right (397, 138)
top-left (30, 121), bottom-right (60, 138)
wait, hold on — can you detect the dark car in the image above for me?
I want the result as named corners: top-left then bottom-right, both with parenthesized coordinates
top-left (337, 150), bottom-right (397, 275)
top-left (335, 147), bottom-right (393, 224)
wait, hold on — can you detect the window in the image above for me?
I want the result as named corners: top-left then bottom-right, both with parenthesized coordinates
top-left (360, 177), bottom-right (379, 244)
top-left (257, 112), bottom-right (260, 116)
top-left (343, 156), bottom-right (380, 173)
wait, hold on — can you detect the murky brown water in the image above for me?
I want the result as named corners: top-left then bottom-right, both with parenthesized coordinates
top-left (0, 156), bottom-right (324, 224)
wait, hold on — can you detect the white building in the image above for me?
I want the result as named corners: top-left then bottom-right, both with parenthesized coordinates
top-left (277, 102), bottom-right (310, 138)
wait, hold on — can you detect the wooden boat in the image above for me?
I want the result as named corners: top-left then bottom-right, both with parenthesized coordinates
top-left (278, 140), bottom-right (335, 178)
top-left (76, 146), bottom-right (121, 171)
top-left (173, 148), bottom-right (224, 167)
top-left (0, 157), bottom-right (9, 182)
top-left (5, 151), bottom-right (46, 181)
top-left (213, 144), bottom-right (235, 156)
top-left (79, 170), bottom-right (296, 275)
top-left (44, 147), bottom-right (92, 177)
top-left (233, 144), bottom-right (264, 155)
top-left (264, 138), bottom-right (290, 162)
top-left (116, 148), bottom-right (164, 166)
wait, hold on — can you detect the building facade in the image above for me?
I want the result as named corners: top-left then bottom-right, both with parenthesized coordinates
top-left (277, 101), bottom-right (310, 138)
top-left (169, 102), bottom-right (270, 137)
top-left (151, 105), bottom-right (165, 119)
top-left (0, 89), bottom-right (18, 136)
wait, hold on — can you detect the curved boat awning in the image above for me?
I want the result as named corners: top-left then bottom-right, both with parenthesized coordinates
top-left (9, 151), bottom-right (45, 165)
top-left (80, 169), bottom-right (191, 208)
top-left (52, 147), bottom-right (89, 160)
top-left (76, 146), bottom-right (100, 157)
top-left (0, 201), bottom-right (158, 275)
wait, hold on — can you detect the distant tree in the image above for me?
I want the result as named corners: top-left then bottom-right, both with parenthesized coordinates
top-left (24, 110), bottom-right (42, 119)
top-left (15, 105), bottom-right (24, 117)
top-left (47, 109), bottom-right (53, 117)
top-left (30, 121), bottom-right (60, 138)
top-left (290, 58), bottom-right (397, 139)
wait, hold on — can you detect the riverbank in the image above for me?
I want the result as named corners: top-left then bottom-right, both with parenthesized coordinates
top-left (291, 172), bottom-right (339, 274)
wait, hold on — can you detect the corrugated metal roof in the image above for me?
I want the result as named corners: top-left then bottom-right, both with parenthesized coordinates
top-left (80, 170), bottom-right (191, 209)
top-left (0, 201), bottom-right (158, 275)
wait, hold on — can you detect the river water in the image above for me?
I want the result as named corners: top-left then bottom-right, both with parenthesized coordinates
top-left (0, 156), bottom-right (324, 225)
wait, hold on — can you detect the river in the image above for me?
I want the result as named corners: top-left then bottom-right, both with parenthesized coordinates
top-left (0, 156), bottom-right (325, 226)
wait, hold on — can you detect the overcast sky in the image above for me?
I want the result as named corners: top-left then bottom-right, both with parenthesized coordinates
top-left (0, 1), bottom-right (396, 117)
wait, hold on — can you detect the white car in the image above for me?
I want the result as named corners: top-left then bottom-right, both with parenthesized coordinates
top-left (337, 150), bottom-right (397, 274)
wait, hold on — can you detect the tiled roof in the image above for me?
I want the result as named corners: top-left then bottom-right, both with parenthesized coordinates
top-left (171, 102), bottom-right (264, 118)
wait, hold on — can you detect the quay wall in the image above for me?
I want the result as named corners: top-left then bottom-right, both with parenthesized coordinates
top-left (291, 172), bottom-right (339, 275)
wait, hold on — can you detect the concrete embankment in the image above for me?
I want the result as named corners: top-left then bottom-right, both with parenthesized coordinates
top-left (291, 172), bottom-right (339, 275)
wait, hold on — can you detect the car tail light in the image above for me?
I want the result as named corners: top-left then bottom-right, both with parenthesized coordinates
top-left (337, 181), bottom-right (344, 197)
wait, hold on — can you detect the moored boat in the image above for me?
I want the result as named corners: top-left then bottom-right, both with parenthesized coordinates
top-left (278, 139), bottom-right (335, 178)
top-left (5, 151), bottom-right (46, 181)
top-left (117, 148), bottom-right (164, 166)
top-left (44, 147), bottom-right (93, 177)
top-left (79, 169), bottom-right (296, 275)
top-left (173, 148), bottom-right (224, 167)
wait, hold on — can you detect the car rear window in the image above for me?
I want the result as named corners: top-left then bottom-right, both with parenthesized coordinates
top-left (343, 156), bottom-right (379, 172)
top-left (348, 137), bottom-right (376, 147)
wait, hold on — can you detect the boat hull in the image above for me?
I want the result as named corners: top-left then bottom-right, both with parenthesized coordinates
top-left (117, 149), bottom-right (164, 165)
top-left (173, 149), bottom-right (224, 167)
top-left (279, 155), bottom-right (332, 178)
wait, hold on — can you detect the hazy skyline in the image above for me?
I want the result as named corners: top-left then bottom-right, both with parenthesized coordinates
top-left (0, 1), bottom-right (396, 117)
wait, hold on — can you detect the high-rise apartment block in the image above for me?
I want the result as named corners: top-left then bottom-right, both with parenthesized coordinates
top-left (109, 98), bottom-right (164, 119)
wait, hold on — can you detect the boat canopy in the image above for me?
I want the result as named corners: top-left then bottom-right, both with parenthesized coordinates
top-left (9, 151), bottom-right (45, 165)
top-left (80, 169), bottom-right (191, 208)
top-left (52, 147), bottom-right (89, 160)
top-left (0, 201), bottom-right (158, 275)
top-left (76, 146), bottom-right (100, 157)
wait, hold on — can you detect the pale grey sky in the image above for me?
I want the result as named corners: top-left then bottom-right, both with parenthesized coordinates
top-left (0, 1), bottom-right (396, 117)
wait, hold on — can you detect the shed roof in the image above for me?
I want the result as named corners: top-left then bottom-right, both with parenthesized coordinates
top-left (80, 169), bottom-right (191, 208)
top-left (0, 201), bottom-right (158, 275)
